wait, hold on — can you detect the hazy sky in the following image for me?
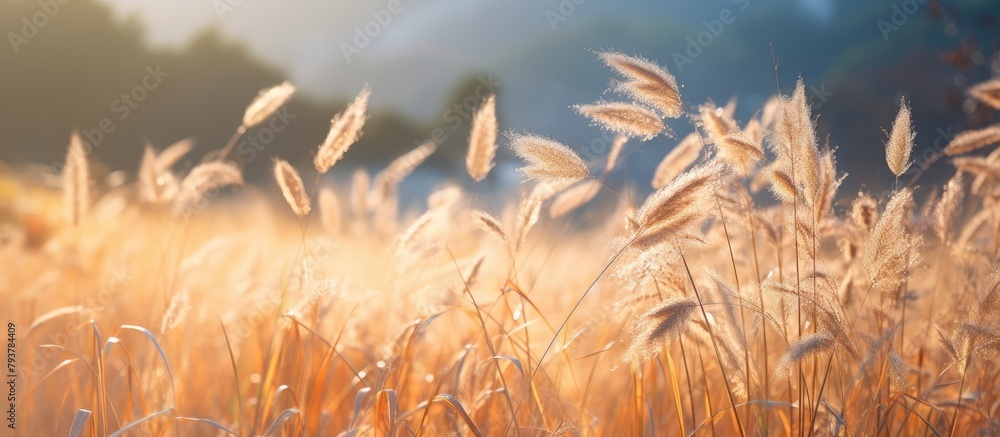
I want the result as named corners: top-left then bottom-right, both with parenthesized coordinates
top-left (96, 0), bottom-right (836, 119)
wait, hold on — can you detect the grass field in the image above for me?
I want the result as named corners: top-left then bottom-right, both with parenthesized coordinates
top-left (3, 51), bottom-right (1000, 436)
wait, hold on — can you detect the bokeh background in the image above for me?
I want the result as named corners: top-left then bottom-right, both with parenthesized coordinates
top-left (1, 0), bottom-right (998, 198)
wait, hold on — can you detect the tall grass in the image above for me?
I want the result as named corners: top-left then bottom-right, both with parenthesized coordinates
top-left (4, 51), bottom-right (1000, 436)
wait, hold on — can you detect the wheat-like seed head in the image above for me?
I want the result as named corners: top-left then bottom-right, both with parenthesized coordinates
top-left (622, 297), bottom-right (698, 371)
top-left (933, 171), bottom-right (964, 243)
top-left (605, 134), bottom-right (627, 173)
top-left (770, 79), bottom-right (821, 204)
top-left (471, 209), bottom-right (507, 244)
top-left (652, 133), bottom-right (703, 189)
top-left (575, 102), bottom-right (667, 140)
top-left (863, 188), bottom-right (921, 294)
top-left (943, 124), bottom-right (1000, 156)
top-left (885, 98), bottom-right (915, 177)
top-left (63, 132), bottom-right (89, 227)
top-left (242, 81), bottom-right (295, 128)
top-left (598, 51), bottom-right (683, 118)
top-left (172, 162), bottom-right (243, 216)
top-left (372, 141), bottom-right (437, 201)
top-left (715, 131), bottom-right (765, 177)
top-left (851, 192), bottom-right (879, 231)
top-left (970, 147), bottom-right (1000, 195)
top-left (764, 165), bottom-right (798, 203)
top-left (273, 159), bottom-right (311, 217)
top-left (697, 103), bottom-right (738, 144)
top-left (774, 333), bottom-right (835, 379)
top-left (952, 156), bottom-right (1000, 179)
top-left (632, 161), bottom-right (720, 251)
top-left (549, 180), bottom-right (601, 218)
top-left (314, 85), bottom-right (370, 174)
top-left (155, 138), bottom-right (194, 170)
top-left (160, 291), bottom-right (191, 336)
top-left (813, 150), bottom-right (843, 224)
top-left (969, 78), bottom-right (1000, 110)
top-left (466, 94), bottom-right (498, 182)
top-left (510, 134), bottom-right (590, 184)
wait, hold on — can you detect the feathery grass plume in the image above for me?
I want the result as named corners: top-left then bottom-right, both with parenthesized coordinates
top-left (160, 291), bottom-right (191, 336)
top-left (813, 150), bottom-right (844, 223)
top-left (273, 159), bottom-right (311, 217)
top-left (605, 134), bottom-right (627, 173)
top-left (575, 102), bottom-right (667, 140)
top-left (319, 187), bottom-right (341, 233)
top-left (969, 78), bottom-right (1000, 109)
top-left (743, 118), bottom-right (764, 150)
top-left (770, 79), bottom-right (821, 202)
top-left (373, 141), bottom-right (437, 200)
top-left (952, 156), bottom-right (1000, 180)
top-left (933, 172), bottom-right (964, 243)
top-left (974, 272), bottom-right (1000, 321)
top-left (510, 134), bottom-right (590, 184)
top-left (471, 209), bottom-right (507, 244)
top-left (970, 147), bottom-right (1000, 195)
top-left (396, 211), bottom-right (433, 252)
top-left (138, 145), bottom-right (177, 204)
top-left (760, 95), bottom-right (782, 129)
top-left (466, 94), bottom-right (498, 181)
top-left (513, 188), bottom-right (545, 252)
top-left (598, 51), bottom-right (683, 118)
top-left (172, 162), bottom-right (243, 216)
top-left (863, 188), bottom-right (921, 294)
top-left (314, 86), bottom-right (370, 174)
top-left (764, 166), bottom-right (798, 203)
top-left (885, 98), bottom-right (915, 177)
top-left (351, 168), bottom-right (370, 216)
top-left (652, 132), bottom-right (703, 189)
top-left (697, 102), bottom-right (738, 144)
top-left (463, 254), bottom-right (486, 290)
top-left (715, 131), bottom-right (765, 177)
top-left (630, 161), bottom-right (721, 251)
top-left (549, 180), bottom-right (601, 218)
top-left (622, 297), bottom-right (698, 371)
top-left (943, 124), bottom-right (1000, 156)
top-left (243, 81), bottom-right (295, 128)
top-left (851, 193), bottom-right (879, 231)
top-left (155, 138), bottom-right (194, 170)
top-left (63, 132), bottom-right (89, 227)
top-left (774, 333), bottom-right (835, 379)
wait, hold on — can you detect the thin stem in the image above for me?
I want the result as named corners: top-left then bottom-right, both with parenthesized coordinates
top-left (680, 252), bottom-right (746, 437)
top-left (216, 125), bottom-right (248, 163)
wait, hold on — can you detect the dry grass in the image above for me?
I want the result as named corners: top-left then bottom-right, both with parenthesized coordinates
top-left (4, 51), bottom-right (1000, 437)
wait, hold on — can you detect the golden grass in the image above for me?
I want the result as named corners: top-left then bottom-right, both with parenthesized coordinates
top-left (4, 51), bottom-right (1000, 436)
